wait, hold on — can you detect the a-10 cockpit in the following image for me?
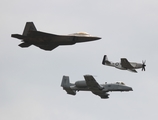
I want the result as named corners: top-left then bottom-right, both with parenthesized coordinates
top-left (104, 82), bottom-right (125, 85)
top-left (116, 82), bottom-right (125, 85)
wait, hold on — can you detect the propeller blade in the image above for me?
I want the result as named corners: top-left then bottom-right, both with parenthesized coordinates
top-left (142, 60), bottom-right (146, 71)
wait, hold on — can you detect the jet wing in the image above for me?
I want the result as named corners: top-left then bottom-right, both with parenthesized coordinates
top-left (28, 31), bottom-right (75, 46)
top-left (84, 75), bottom-right (109, 98)
top-left (28, 31), bottom-right (73, 40)
top-left (84, 75), bottom-right (103, 90)
top-left (28, 31), bottom-right (59, 37)
top-left (27, 31), bottom-right (73, 50)
top-left (36, 44), bottom-right (59, 51)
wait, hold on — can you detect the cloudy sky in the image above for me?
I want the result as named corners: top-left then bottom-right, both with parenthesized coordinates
top-left (0, 0), bottom-right (158, 120)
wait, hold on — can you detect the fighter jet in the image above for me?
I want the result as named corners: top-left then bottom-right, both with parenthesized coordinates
top-left (61, 75), bottom-right (132, 99)
top-left (11, 22), bottom-right (101, 51)
top-left (102, 55), bottom-right (146, 73)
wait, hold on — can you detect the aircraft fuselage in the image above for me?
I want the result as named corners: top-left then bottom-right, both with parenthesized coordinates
top-left (22, 35), bottom-right (100, 46)
top-left (106, 62), bottom-right (143, 70)
top-left (70, 81), bottom-right (132, 92)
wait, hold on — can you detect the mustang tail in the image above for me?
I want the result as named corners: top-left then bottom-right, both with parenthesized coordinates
top-left (102, 55), bottom-right (111, 65)
top-left (61, 76), bottom-right (76, 95)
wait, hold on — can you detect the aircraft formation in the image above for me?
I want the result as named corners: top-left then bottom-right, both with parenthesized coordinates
top-left (11, 22), bottom-right (146, 99)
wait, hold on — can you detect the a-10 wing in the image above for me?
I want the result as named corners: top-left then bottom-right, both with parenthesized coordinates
top-left (121, 58), bottom-right (137, 73)
top-left (84, 75), bottom-right (109, 99)
top-left (84, 75), bottom-right (102, 89)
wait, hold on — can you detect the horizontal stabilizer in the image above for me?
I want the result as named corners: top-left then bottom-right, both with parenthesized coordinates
top-left (19, 43), bottom-right (31, 47)
top-left (100, 94), bottom-right (109, 99)
top-left (61, 76), bottom-right (76, 95)
top-left (11, 34), bottom-right (25, 39)
top-left (65, 88), bottom-right (76, 95)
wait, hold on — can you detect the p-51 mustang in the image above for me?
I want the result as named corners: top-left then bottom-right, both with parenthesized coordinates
top-left (102, 55), bottom-right (146, 73)
top-left (61, 75), bottom-right (132, 99)
top-left (11, 22), bottom-right (101, 51)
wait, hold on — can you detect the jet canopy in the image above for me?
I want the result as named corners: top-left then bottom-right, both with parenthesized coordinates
top-left (68, 32), bottom-right (91, 36)
top-left (104, 82), bottom-right (125, 85)
top-left (116, 82), bottom-right (125, 85)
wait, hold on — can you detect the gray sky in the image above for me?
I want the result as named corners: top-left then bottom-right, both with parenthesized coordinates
top-left (0, 0), bottom-right (158, 120)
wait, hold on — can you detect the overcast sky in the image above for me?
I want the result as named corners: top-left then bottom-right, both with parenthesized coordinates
top-left (0, 0), bottom-right (158, 120)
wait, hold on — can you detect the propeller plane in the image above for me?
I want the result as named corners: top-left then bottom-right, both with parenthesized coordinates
top-left (102, 55), bottom-right (146, 73)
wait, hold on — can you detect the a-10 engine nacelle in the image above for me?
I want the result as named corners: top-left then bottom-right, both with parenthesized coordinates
top-left (75, 81), bottom-right (87, 87)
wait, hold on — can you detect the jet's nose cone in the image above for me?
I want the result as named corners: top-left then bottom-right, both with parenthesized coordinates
top-left (123, 86), bottom-right (133, 91)
top-left (95, 37), bottom-right (101, 40)
top-left (128, 87), bottom-right (133, 91)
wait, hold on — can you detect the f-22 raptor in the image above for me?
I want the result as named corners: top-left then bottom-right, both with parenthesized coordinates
top-left (11, 22), bottom-right (101, 51)
top-left (61, 75), bottom-right (132, 99)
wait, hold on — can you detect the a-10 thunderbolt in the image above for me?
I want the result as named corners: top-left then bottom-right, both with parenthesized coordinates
top-left (11, 22), bottom-right (101, 51)
top-left (102, 55), bottom-right (146, 73)
top-left (61, 75), bottom-right (132, 99)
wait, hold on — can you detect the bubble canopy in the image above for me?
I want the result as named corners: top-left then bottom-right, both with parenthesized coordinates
top-left (116, 82), bottom-right (125, 85)
top-left (68, 32), bottom-right (91, 36)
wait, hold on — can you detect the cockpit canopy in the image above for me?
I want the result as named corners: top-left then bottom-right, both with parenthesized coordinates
top-left (69, 32), bottom-right (91, 36)
top-left (116, 82), bottom-right (125, 85)
top-left (104, 82), bottom-right (125, 85)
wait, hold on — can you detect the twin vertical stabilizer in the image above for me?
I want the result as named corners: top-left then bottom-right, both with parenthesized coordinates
top-left (22, 22), bottom-right (37, 36)
top-left (61, 76), bottom-right (76, 95)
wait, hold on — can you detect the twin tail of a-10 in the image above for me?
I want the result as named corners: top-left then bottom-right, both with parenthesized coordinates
top-left (102, 55), bottom-right (146, 73)
top-left (11, 22), bottom-right (101, 51)
top-left (61, 75), bottom-right (133, 99)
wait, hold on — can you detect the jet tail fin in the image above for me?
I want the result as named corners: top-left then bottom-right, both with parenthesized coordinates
top-left (23, 22), bottom-right (37, 36)
top-left (61, 76), bottom-right (76, 95)
top-left (102, 55), bottom-right (111, 65)
top-left (11, 22), bottom-right (37, 39)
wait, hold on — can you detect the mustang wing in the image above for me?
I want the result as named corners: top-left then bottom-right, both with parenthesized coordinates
top-left (128, 69), bottom-right (137, 73)
top-left (121, 58), bottom-right (137, 72)
top-left (121, 58), bottom-right (135, 69)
